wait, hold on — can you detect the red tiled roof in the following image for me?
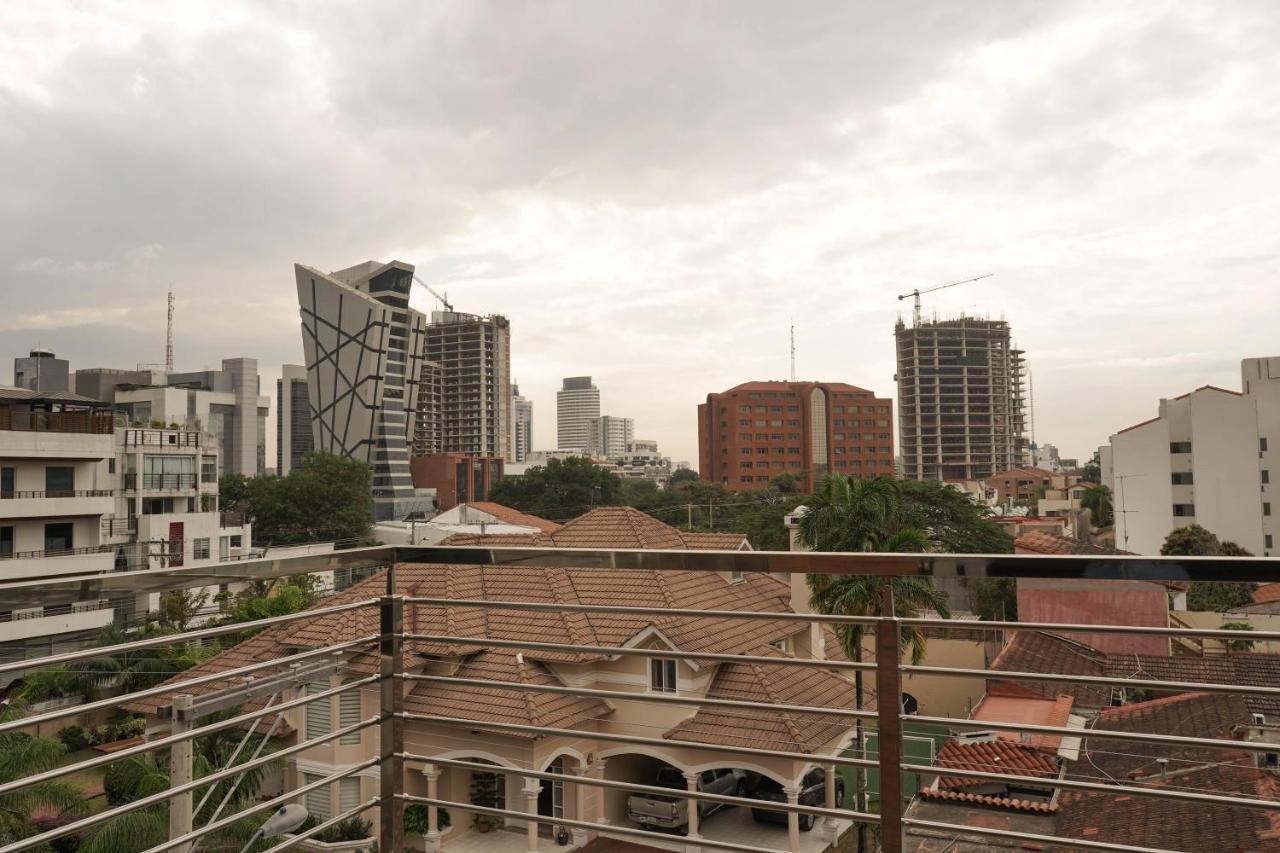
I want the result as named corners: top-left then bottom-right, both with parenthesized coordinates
top-left (465, 502), bottom-right (562, 533)
top-left (1014, 531), bottom-right (1133, 556)
top-left (1172, 384), bottom-right (1243, 400)
top-left (917, 787), bottom-right (1057, 814)
top-left (933, 739), bottom-right (1060, 790)
top-left (441, 506), bottom-right (750, 551)
top-left (1114, 416), bottom-right (1161, 435)
top-left (1253, 582), bottom-right (1280, 605)
top-left (989, 631), bottom-right (1112, 707)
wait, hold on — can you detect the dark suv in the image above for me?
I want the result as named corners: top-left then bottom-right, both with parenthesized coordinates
top-left (748, 767), bottom-right (844, 831)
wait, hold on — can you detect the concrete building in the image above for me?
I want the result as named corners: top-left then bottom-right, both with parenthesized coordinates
top-left (277, 364), bottom-right (313, 476)
top-left (13, 349), bottom-right (69, 394)
top-left (512, 384), bottom-right (532, 463)
top-left (698, 380), bottom-right (894, 491)
top-left (1032, 442), bottom-right (1064, 472)
top-left (296, 260), bottom-right (433, 521)
top-left (409, 453), bottom-right (503, 511)
top-left (1102, 357), bottom-right (1280, 556)
top-left (0, 388), bottom-right (250, 661)
top-left (588, 414), bottom-right (633, 460)
top-left (110, 358), bottom-right (270, 477)
top-left (73, 367), bottom-right (154, 402)
top-left (895, 317), bottom-right (1027, 481)
top-left (612, 439), bottom-right (674, 485)
top-left (412, 360), bottom-right (443, 458)
top-left (425, 311), bottom-right (512, 460)
top-left (556, 376), bottom-right (599, 452)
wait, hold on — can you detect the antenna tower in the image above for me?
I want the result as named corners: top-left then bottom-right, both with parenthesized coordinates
top-left (165, 289), bottom-right (175, 372)
top-left (789, 324), bottom-right (796, 381)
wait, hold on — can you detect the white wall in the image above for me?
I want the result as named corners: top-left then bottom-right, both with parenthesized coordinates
top-left (1110, 416), bottom-right (1173, 554)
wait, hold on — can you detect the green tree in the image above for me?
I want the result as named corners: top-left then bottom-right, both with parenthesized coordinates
top-left (967, 578), bottom-right (1018, 621)
top-left (487, 457), bottom-right (621, 520)
top-left (158, 587), bottom-right (212, 633)
top-left (668, 468), bottom-right (699, 486)
top-left (218, 472), bottom-right (252, 511)
top-left (799, 475), bottom-right (950, 851)
top-left (0, 703), bottom-right (87, 845)
top-left (1161, 525), bottom-right (1255, 612)
top-left (1220, 621), bottom-right (1256, 652)
top-left (241, 452), bottom-right (374, 547)
top-left (13, 665), bottom-right (98, 705)
top-left (1082, 451), bottom-right (1101, 483)
top-left (1161, 524), bottom-right (1223, 556)
top-left (894, 479), bottom-right (1013, 554)
top-left (1080, 484), bottom-right (1114, 528)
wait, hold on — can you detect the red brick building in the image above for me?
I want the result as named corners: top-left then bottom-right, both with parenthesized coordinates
top-left (697, 381), bottom-right (894, 491)
top-left (409, 453), bottom-right (504, 510)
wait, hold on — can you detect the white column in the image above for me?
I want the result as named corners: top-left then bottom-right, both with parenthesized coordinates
top-left (423, 764), bottom-right (442, 853)
top-left (683, 772), bottom-right (702, 853)
top-left (594, 759), bottom-right (610, 825)
top-left (785, 784), bottom-right (801, 853)
top-left (822, 764), bottom-right (839, 843)
top-left (569, 763), bottom-right (590, 846)
top-left (523, 776), bottom-right (541, 853)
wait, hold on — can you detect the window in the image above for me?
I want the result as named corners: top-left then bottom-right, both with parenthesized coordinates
top-left (740, 475), bottom-right (754, 482)
top-left (108, 458), bottom-right (116, 475)
top-left (738, 433), bottom-right (752, 441)
top-left (729, 570), bottom-right (744, 583)
top-left (1173, 504), bottom-right (1195, 517)
top-left (142, 497), bottom-right (175, 514)
top-left (1267, 535), bottom-right (1274, 549)
top-left (740, 461), bottom-right (753, 469)
top-left (302, 773), bottom-right (331, 821)
top-left (738, 420), bottom-right (751, 427)
top-left (339, 688), bottom-right (362, 744)
top-left (0, 467), bottom-right (12, 498)
top-left (1170, 441), bottom-right (1193, 454)
top-left (1264, 438), bottom-right (1270, 452)
top-left (305, 681), bottom-right (331, 739)
top-left (0, 526), bottom-right (12, 558)
top-left (339, 777), bottom-right (361, 814)
top-left (1266, 503), bottom-right (1273, 517)
top-left (44, 522), bottom-right (73, 552)
top-left (771, 637), bottom-right (791, 653)
top-left (45, 466), bottom-right (74, 496)
top-left (650, 658), bottom-right (677, 693)
top-left (192, 538), bottom-right (210, 560)
top-left (230, 535), bottom-right (242, 548)
top-left (787, 447), bottom-right (800, 455)
top-left (757, 447), bottom-right (769, 455)
top-left (1264, 470), bottom-right (1271, 485)
top-left (201, 456), bottom-right (217, 481)
top-left (1171, 472), bottom-right (1194, 485)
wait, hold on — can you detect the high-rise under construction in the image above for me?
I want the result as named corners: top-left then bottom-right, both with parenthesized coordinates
top-left (894, 316), bottom-right (1027, 481)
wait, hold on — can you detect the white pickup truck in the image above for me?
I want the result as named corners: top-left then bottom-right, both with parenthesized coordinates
top-left (627, 767), bottom-right (746, 833)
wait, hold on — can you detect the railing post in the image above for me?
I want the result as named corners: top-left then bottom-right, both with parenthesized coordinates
top-left (378, 570), bottom-right (404, 853)
top-left (169, 693), bottom-right (194, 853)
top-left (875, 584), bottom-right (904, 853)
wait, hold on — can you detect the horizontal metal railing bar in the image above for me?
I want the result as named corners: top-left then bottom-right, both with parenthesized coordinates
top-left (902, 615), bottom-right (1280, 641)
top-left (903, 816), bottom-right (1175, 853)
top-left (900, 763), bottom-right (1280, 811)
top-left (910, 712), bottom-right (1280, 755)
top-left (0, 711), bottom-right (380, 852)
top-left (404, 713), bottom-right (881, 771)
top-left (402, 753), bottom-right (876, 823)
top-left (403, 673), bottom-right (877, 721)
top-left (260, 798), bottom-right (381, 853)
top-left (143, 759), bottom-right (380, 853)
top-left (402, 794), bottom-right (782, 853)
top-left (0, 680), bottom-right (378, 804)
top-left (904, 662), bottom-right (1280, 699)
top-left (0, 634), bottom-right (377, 739)
top-left (404, 595), bottom-right (879, 625)
top-left (404, 632), bottom-right (878, 672)
top-left (0, 597), bottom-right (377, 677)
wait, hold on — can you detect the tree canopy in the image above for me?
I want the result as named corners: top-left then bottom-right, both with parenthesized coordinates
top-left (1081, 484), bottom-right (1113, 528)
top-left (486, 456), bottom-right (621, 522)
top-left (1160, 524), bottom-right (1255, 612)
top-left (237, 452), bottom-right (374, 547)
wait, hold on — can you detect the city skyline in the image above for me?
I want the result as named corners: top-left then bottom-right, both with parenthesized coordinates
top-left (4, 3), bottom-right (1280, 466)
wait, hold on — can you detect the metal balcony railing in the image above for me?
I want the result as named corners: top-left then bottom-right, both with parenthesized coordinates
top-left (0, 489), bottom-right (114, 499)
top-left (124, 429), bottom-right (203, 447)
top-left (0, 547), bottom-right (1277, 852)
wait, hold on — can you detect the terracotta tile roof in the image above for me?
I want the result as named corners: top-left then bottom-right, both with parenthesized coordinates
top-left (465, 502), bottom-right (562, 533)
top-left (1106, 653), bottom-right (1280, 720)
top-left (664, 648), bottom-right (854, 754)
top-left (970, 690), bottom-right (1075, 752)
top-left (1253, 582), bottom-right (1280, 605)
top-left (989, 631), bottom-right (1112, 707)
top-left (402, 649), bottom-right (610, 737)
top-left (1114, 415), bottom-right (1161, 435)
top-left (1056, 763), bottom-right (1280, 851)
top-left (440, 507), bottom-right (750, 551)
top-left (933, 739), bottom-right (1060, 791)
top-left (1014, 531), bottom-right (1133, 556)
top-left (917, 787), bottom-right (1057, 814)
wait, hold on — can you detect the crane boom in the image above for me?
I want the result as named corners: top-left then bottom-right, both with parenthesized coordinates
top-left (411, 274), bottom-right (452, 313)
top-left (897, 273), bottom-right (993, 326)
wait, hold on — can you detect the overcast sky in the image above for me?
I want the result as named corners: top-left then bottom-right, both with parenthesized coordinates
top-left (3, 1), bottom-right (1278, 467)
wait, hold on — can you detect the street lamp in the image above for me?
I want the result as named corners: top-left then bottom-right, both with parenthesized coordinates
top-left (237, 804), bottom-right (308, 853)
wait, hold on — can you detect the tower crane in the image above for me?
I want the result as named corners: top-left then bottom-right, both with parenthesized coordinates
top-left (411, 273), bottom-right (452, 312)
top-left (897, 273), bottom-right (993, 326)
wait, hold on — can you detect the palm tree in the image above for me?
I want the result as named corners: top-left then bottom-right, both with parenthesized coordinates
top-left (0, 702), bottom-right (87, 844)
top-left (798, 475), bottom-right (950, 850)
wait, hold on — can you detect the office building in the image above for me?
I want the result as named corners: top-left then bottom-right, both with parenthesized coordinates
top-left (588, 415), bottom-right (634, 460)
top-left (895, 316), bottom-right (1027, 481)
top-left (698, 380), bottom-right (894, 491)
top-left (13, 349), bottom-right (69, 393)
top-left (613, 439), bottom-right (673, 485)
top-left (296, 260), bottom-right (433, 521)
top-left (110, 358), bottom-right (270, 477)
top-left (0, 388), bottom-right (250, 658)
top-left (512, 384), bottom-right (533, 463)
top-left (1102, 357), bottom-right (1280, 556)
top-left (277, 364), bottom-right (313, 476)
top-left (557, 376), bottom-right (600, 452)
top-left (425, 311), bottom-right (513, 460)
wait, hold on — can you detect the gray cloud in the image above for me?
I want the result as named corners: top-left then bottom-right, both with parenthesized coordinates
top-left (2, 0), bottom-right (1279, 466)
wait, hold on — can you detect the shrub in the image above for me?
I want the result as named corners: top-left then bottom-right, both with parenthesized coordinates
top-left (297, 815), bottom-right (373, 843)
top-left (58, 725), bottom-right (91, 752)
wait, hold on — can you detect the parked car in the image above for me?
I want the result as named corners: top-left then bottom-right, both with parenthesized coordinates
top-left (627, 766), bottom-right (746, 833)
top-left (749, 767), bottom-right (844, 831)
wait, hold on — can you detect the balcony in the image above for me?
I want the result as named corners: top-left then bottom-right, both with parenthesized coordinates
top-left (0, 489), bottom-right (116, 520)
top-left (1, 546), bottom-right (1278, 853)
top-left (122, 428), bottom-right (202, 448)
top-left (124, 473), bottom-right (199, 491)
top-left (0, 407), bottom-right (115, 435)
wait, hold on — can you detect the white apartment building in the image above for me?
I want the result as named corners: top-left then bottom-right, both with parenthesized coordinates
top-left (556, 376), bottom-right (599, 452)
top-left (612, 439), bottom-right (673, 485)
top-left (0, 388), bottom-right (250, 662)
top-left (512, 384), bottom-right (533, 462)
top-left (588, 414), bottom-right (633, 459)
top-left (1102, 357), bottom-right (1280, 556)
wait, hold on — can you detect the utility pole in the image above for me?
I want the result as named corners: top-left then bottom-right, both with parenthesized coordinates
top-left (686, 503), bottom-right (693, 531)
top-left (708, 502), bottom-right (714, 530)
